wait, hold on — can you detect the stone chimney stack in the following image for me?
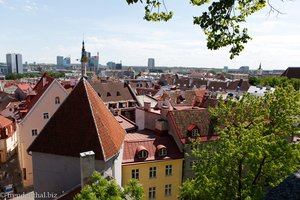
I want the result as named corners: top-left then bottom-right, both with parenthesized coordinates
top-left (144, 102), bottom-right (151, 111)
top-left (80, 151), bottom-right (95, 187)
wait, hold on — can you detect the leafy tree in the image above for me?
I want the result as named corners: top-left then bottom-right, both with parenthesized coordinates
top-left (74, 171), bottom-right (144, 200)
top-left (126, 0), bottom-right (282, 59)
top-left (180, 85), bottom-right (300, 200)
top-left (249, 76), bottom-right (300, 91)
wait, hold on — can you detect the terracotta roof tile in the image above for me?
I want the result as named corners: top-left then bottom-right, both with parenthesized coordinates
top-left (20, 73), bottom-right (54, 117)
top-left (28, 78), bottom-right (125, 161)
top-left (0, 115), bottom-right (13, 127)
top-left (169, 109), bottom-right (212, 140)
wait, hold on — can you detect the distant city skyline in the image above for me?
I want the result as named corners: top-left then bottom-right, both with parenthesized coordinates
top-left (1, 0), bottom-right (300, 70)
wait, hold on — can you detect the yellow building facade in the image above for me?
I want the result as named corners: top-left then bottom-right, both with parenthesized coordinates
top-left (122, 159), bottom-right (183, 200)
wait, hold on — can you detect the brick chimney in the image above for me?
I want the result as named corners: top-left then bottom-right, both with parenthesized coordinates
top-left (80, 151), bottom-right (95, 188)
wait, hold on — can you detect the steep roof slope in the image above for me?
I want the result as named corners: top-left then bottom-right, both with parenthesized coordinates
top-left (28, 78), bottom-right (125, 161)
top-left (281, 67), bottom-right (300, 79)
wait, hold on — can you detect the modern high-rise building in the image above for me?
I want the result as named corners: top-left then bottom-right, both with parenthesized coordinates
top-left (63, 57), bottom-right (71, 66)
top-left (6, 53), bottom-right (23, 74)
top-left (57, 56), bottom-right (64, 66)
top-left (148, 58), bottom-right (155, 68)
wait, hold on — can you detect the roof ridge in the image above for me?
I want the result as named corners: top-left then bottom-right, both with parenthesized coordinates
top-left (83, 79), bottom-right (107, 161)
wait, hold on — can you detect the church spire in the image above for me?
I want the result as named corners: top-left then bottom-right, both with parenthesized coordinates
top-left (80, 40), bottom-right (88, 77)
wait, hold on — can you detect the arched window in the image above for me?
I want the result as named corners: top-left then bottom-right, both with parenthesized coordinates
top-left (157, 145), bottom-right (167, 157)
top-left (136, 145), bottom-right (148, 159)
top-left (138, 150), bottom-right (148, 159)
top-left (55, 97), bottom-right (60, 104)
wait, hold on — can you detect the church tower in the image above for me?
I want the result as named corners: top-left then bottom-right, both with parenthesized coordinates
top-left (80, 40), bottom-right (88, 77)
top-left (257, 62), bottom-right (263, 76)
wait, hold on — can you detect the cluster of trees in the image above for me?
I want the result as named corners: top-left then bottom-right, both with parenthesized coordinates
top-left (75, 171), bottom-right (144, 200)
top-left (249, 76), bottom-right (300, 91)
top-left (5, 72), bottom-right (65, 80)
top-left (180, 85), bottom-right (300, 200)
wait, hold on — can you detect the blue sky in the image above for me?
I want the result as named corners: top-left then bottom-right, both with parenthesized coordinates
top-left (1, 0), bottom-right (300, 70)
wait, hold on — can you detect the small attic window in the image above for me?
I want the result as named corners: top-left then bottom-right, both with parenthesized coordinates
top-left (157, 145), bottom-right (167, 157)
top-left (116, 91), bottom-right (121, 96)
top-left (192, 129), bottom-right (199, 137)
top-left (107, 92), bottom-right (111, 97)
top-left (136, 145), bottom-right (148, 159)
top-left (138, 150), bottom-right (148, 159)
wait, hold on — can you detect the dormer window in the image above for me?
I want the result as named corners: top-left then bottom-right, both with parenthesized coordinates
top-left (116, 91), bottom-right (121, 96)
top-left (138, 150), bottom-right (148, 159)
top-left (192, 129), bottom-right (199, 137)
top-left (159, 148), bottom-right (167, 156)
top-left (136, 145), bottom-right (148, 159)
top-left (157, 145), bottom-right (167, 157)
top-left (107, 92), bottom-right (111, 97)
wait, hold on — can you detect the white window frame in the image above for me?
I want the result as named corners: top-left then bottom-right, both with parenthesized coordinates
top-left (165, 184), bottom-right (172, 196)
top-left (131, 169), bottom-right (139, 180)
top-left (149, 167), bottom-right (157, 179)
top-left (148, 187), bottom-right (156, 199)
top-left (158, 148), bottom-right (167, 156)
top-left (192, 129), bottom-right (199, 137)
top-left (165, 165), bottom-right (172, 176)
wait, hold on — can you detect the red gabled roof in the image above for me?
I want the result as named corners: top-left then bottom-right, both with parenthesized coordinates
top-left (28, 78), bottom-right (125, 161)
top-left (19, 73), bottom-right (54, 117)
top-left (169, 109), bottom-right (216, 144)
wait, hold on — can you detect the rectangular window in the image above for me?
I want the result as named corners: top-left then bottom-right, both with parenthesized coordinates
top-left (192, 129), bottom-right (199, 137)
top-left (148, 187), bottom-right (156, 199)
top-left (149, 167), bottom-right (157, 179)
top-left (165, 165), bottom-right (172, 176)
top-left (43, 113), bottom-right (49, 119)
top-left (165, 184), bottom-right (172, 196)
top-left (131, 169), bottom-right (139, 180)
top-left (32, 129), bottom-right (38, 136)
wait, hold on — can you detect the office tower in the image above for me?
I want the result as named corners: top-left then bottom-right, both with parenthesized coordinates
top-left (63, 57), bottom-right (71, 66)
top-left (57, 56), bottom-right (64, 66)
top-left (6, 53), bottom-right (23, 74)
top-left (148, 58), bottom-right (155, 68)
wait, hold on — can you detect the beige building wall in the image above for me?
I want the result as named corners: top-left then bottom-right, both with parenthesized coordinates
top-left (18, 81), bottom-right (68, 187)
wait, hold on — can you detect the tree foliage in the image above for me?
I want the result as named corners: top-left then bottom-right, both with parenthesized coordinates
top-left (74, 171), bottom-right (144, 200)
top-left (5, 72), bottom-right (65, 80)
top-left (126, 0), bottom-right (276, 59)
top-left (249, 76), bottom-right (300, 91)
top-left (180, 86), bottom-right (300, 200)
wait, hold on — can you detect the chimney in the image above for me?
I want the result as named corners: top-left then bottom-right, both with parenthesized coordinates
top-left (161, 105), bottom-right (169, 119)
top-left (42, 77), bottom-right (46, 87)
top-left (80, 151), bottom-right (95, 188)
top-left (144, 102), bottom-right (151, 111)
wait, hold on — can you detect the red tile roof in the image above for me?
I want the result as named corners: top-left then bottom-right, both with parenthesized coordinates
top-left (123, 130), bottom-right (183, 164)
top-left (17, 83), bottom-right (31, 92)
top-left (0, 115), bottom-right (13, 128)
top-left (19, 73), bottom-right (54, 118)
top-left (169, 109), bottom-right (215, 144)
top-left (28, 78), bottom-right (126, 161)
